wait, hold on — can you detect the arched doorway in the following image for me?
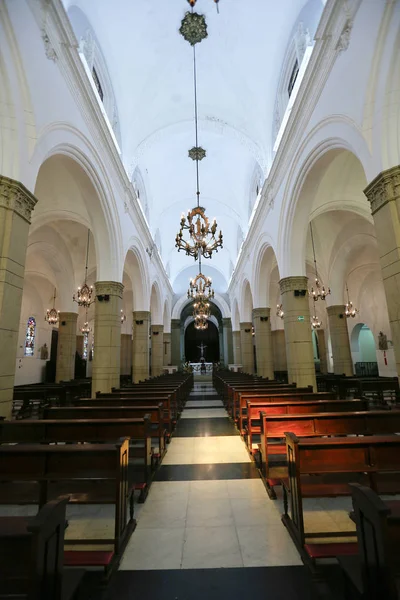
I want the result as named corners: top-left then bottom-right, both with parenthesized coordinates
top-left (184, 321), bottom-right (220, 363)
top-left (351, 323), bottom-right (378, 376)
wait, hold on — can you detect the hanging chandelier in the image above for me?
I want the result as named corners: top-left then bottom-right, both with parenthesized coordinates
top-left (276, 304), bottom-right (284, 319)
top-left (309, 222), bottom-right (330, 301)
top-left (345, 282), bottom-right (359, 318)
top-left (195, 314), bottom-right (208, 330)
top-left (187, 270), bottom-right (214, 300)
top-left (120, 310), bottom-right (126, 324)
top-left (81, 310), bottom-right (91, 334)
top-left (311, 300), bottom-right (321, 329)
top-left (176, 5), bottom-right (223, 261)
top-left (45, 288), bottom-right (59, 325)
top-left (193, 298), bottom-right (211, 319)
top-left (73, 230), bottom-right (94, 308)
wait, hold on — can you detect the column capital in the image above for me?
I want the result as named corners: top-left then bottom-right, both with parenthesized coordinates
top-left (151, 324), bottom-right (164, 334)
top-left (222, 317), bottom-right (232, 328)
top-left (327, 304), bottom-right (346, 318)
top-left (171, 318), bottom-right (181, 329)
top-left (253, 307), bottom-right (271, 320)
top-left (279, 276), bottom-right (308, 294)
top-left (240, 321), bottom-right (252, 331)
top-left (364, 166), bottom-right (400, 215)
top-left (133, 310), bottom-right (150, 322)
top-left (0, 175), bottom-right (37, 223)
top-left (95, 281), bottom-right (124, 298)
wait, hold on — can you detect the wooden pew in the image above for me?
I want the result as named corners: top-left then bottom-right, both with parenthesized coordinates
top-left (238, 391), bottom-right (339, 434)
top-left (282, 433), bottom-right (400, 567)
top-left (0, 496), bottom-right (85, 600)
top-left (339, 484), bottom-right (400, 600)
top-left (0, 439), bottom-right (136, 578)
top-left (91, 393), bottom-right (176, 434)
top-left (0, 416), bottom-right (153, 496)
top-left (231, 385), bottom-right (311, 422)
top-left (259, 409), bottom-right (398, 498)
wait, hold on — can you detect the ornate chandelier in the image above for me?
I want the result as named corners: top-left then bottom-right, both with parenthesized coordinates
top-left (176, 6), bottom-right (223, 261)
top-left (193, 298), bottom-right (211, 319)
top-left (81, 310), bottom-right (91, 334)
top-left (311, 300), bottom-right (321, 329)
top-left (45, 288), bottom-right (59, 325)
top-left (120, 310), bottom-right (126, 324)
top-left (309, 222), bottom-right (330, 301)
top-left (188, 271), bottom-right (214, 300)
top-left (345, 283), bottom-right (359, 318)
top-left (276, 304), bottom-right (284, 319)
top-left (195, 314), bottom-right (208, 330)
top-left (73, 230), bottom-right (94, 308)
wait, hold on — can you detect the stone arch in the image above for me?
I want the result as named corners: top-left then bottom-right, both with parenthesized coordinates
top-left (172, 293), bottom-right (230, 321)
top-left (123, 242), bottom-right (149, 313)
top-left (240, 279), bottom-right (254, 323)
top-left (252, 237), bottom-right (280, 309)
top-left (280, 132), bottom-right (371, 277)
top-left (150, 281), bottom-right (162, 325)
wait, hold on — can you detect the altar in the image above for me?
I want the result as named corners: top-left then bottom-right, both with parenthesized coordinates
top-left (190, 362), bottom-right (213, 373)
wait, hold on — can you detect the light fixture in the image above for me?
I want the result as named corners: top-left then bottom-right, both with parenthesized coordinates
top-left (276, 304), bottom-right (284, 319)
top-left (45, 288), bottom-right (59, 325)
top-left (176, 7), bottom-right (223, 261)
top-left (193, 298), bottom-right (211, 319)
top-left (345, 282), bottom-right (359, 318)
top-left (73, 230), bottom-right (94, 308)
top-left (309, 222), bottom-right (330, 301)
top-left (195, 314), bottom-right (208, 330)
top-left (81, 310), bottom-right (91, 334)
top-left (120, 309), bottom-right (126, 324)
top-left (187, 271), bottom-right (214, 300)
top-left (187, 0), bottom-right (220, 12)
top-left (251, 326), bottom-right (255, 337)
top-left (311, 299), bottom-right (321, 329)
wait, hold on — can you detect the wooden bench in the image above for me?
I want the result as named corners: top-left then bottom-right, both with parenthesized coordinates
top-left (0, 439), bottom-right (136, 578)
top-left (338, 483), bottom-right (400, 600)
top-left (238, 391), bottom-right (339, 435)
top-left (282, 433), bottom-right (400, 567)
top-left (0, 496), bottom-right (85, 600)
top-left (231, 385), bottom-right (312, 422)
top-left (258, 409), bottom-right (399, 498)
top-left (0, 415), bottom-right (153, 497)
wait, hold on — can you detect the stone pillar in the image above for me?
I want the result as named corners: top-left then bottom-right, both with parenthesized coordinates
top-left (327, 305), bottom-right (353, 376)
top-left (233, 330), bottom-right (242, 365)
top-left (92, 281), bottom-right (123, 395)
top-left (120, 333), bottom-right (132, 376)
top-left (271, 330), bottom-right (287, 372)
top-left (252, 307), bottom-right (273, 379)
top-left (171, 318), bottom-right (181, 366)
top-left (56, 312), bottom-right (78, 383)
top-left (222, 318), bottom-right (234, 365)
top-left (240, 322), bottom-right (254, 374)
top-left (132, 310), bottom-right (150, 382)
top-left (316, 329), bottom-right (328, 374)
top-left (364, 167), bottom-right (400, 377)
top-left (151, 324), bottom-right (164, 376)
top-left (0, 177), bottom-right (37, 418)
top-left (163, 332), bottom-right (171, 366)
top-left (219, 329), bottom-right (224, 364)
top-left (280, 276), bottom-right (316, 389)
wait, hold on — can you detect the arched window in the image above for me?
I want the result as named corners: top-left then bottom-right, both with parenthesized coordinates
top-left (24, 317), bottom-right (36, 356)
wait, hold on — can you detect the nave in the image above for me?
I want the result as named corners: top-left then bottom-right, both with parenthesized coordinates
top-left (83, 379), bottom-right (333, 600)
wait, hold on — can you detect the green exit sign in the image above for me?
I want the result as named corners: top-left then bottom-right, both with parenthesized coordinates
top-left (297, 316), bottom-right (305, 322)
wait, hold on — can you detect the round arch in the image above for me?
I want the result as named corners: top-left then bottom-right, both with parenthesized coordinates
top-left (240, 279), bottom-right (254, 323)
top-left (150, 281), bottom-right (162, 324)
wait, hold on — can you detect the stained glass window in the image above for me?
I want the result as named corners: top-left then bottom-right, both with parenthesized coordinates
top-left (83, 332), bottom-right (89, 360)
top-left (24, 317), bottom-right (36, 356)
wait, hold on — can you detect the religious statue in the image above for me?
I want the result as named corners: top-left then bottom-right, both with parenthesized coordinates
top-left (378, 331), bottom-right (388, 351)
top-left (197, 342), bottom-right (207, 360)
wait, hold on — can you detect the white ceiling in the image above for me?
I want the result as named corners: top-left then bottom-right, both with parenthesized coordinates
top-left (63, 0), bottom-right (319, 293)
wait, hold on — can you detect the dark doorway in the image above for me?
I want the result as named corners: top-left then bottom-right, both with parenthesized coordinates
top-left (184, 321), bottom-right (220, 362)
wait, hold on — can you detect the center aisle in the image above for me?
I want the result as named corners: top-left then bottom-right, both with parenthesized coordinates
top-left (103, 379), bottom-right (317, 599)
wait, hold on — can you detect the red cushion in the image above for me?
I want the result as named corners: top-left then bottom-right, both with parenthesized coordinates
top-left (64, 550), bottom-right (114, 567)
top-left (267, 478), bottom-right (281, 486)
top-left (305, 543), bottom-right (358, 559)
top-left (134, 482), bottom-right (147, 490)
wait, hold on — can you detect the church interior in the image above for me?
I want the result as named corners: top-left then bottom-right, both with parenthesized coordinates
top-left (2, 0), bottom-right (400, 598)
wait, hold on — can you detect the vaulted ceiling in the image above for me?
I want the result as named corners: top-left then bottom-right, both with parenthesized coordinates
top-left (63, 0), bottom-right (322, 294)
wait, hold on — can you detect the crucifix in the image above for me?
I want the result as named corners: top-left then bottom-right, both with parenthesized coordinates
top-left (197, 342), bottom-right (207, 360)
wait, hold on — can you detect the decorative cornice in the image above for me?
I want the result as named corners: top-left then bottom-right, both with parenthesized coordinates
top-left (364, 165), bottom-right (400, 215)
top-left (95, 281), bottom-right (124, 298)
top-left (41, 29), bottom-right (57, 61)
top-left (151, 324), bottom-right (164, 333)
top-left (252, 307), bottom-right (271, 319)
top-left (0, 176), bottom-right (37, 223)
top-left (336, 20), bottom-right (353, 53)
top-left (240, 322), bottom-right (253, 330)
top-left (222, 317), bottom-right (232, 327)
top-left (279, 276), bottom-right (308, 294)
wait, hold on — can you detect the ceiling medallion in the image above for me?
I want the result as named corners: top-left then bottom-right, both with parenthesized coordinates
top-left (179, 12), bottom-right (208, 46)
top-left (188, 272), bottom-right (214, 300)
top-left (188, 146), bottom-right (206, 161)
top-left (176, 206), bottom-right (223, 259)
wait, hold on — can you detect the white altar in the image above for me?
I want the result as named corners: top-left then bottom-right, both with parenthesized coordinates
top-left (190, 362), bottom-right (213, 373)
